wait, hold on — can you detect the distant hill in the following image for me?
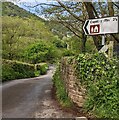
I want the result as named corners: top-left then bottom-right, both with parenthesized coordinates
top-left (2, 2), bottom-right (44, 21)
top-left (2, 2), bottom-right (65, 38)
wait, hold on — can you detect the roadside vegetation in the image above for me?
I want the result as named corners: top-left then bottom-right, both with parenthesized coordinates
top-left (53, 66), bottom-right (73, 107)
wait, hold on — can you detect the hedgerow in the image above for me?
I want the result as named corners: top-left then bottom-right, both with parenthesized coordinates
top-left (2, 59), bottom-right (35, 81)
top-left (2, 59), bottom-right (48, 81)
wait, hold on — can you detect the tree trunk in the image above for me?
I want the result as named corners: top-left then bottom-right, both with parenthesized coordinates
top-left (84, 2), bottom-right (101, 51)
top-left (108, 0), bottom-right (119, 56)
top-left (108, 0), bottom-right (114, 16)
top-left (82, 31), bottom-right (87, 53)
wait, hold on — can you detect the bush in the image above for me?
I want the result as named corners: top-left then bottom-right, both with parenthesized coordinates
top-left (34, 70), bottom-right (40, 77)
top-left (52, 66), bottom-right (72, 107)
top-left (24, 41), bottom-right (60, 64)
top-left (53, 39), bottom-right (67, 48)
top-left (75, 53), bottom-right (119, 118)
top-left (36, 63), bottom-right (48, 75)
top-left (62, 49), bottom-right (75, 56)
top-left (2, 59), bottom-right (35, 82)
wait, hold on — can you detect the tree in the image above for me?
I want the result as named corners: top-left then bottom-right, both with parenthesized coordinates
top-left (2, 16), bottom-right (58, 61)
top-left (2, 16), bottom-right (25, 59)
top-left (24, 41), bottom-right (60, 63)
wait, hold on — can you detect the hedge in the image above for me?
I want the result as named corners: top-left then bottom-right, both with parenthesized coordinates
top-left (2, 59), bottom-right (35, 81)
top-left (2, 59), bottom-right (48, 82)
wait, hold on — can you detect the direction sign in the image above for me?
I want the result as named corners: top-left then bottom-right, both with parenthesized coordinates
top-left (83, 16), bottom-right (119, 35)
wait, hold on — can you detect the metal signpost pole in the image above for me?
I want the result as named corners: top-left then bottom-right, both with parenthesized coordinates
top-left (102, 35), bottom-right (105, 46)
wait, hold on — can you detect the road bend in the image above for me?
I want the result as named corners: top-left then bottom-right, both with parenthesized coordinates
top-left (2, 66), bottom-right (75, 118)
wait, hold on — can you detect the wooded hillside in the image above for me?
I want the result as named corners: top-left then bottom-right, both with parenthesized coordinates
top-left (2, 2), bottom-right (44, 21)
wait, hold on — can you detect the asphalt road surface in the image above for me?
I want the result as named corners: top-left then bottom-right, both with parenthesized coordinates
top-left (2, 66), bottom-right (75, 118)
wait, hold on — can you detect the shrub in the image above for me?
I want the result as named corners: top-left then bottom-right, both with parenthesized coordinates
top-left (53, 39), bottom-right (67, 48)
top-left (2, 59), bottom-right (35, 82)
top-left (34, 70), bottom-right (40, 77)
top-left (24, 41), bottom-right (59, 64)
top-left (75, 53), bottom-right (119, 118)
top-left (52, 66), bottom-right (72, 107)
top-left (62, 49), bottom-right (75, 56)
top-left (36, 63), bottom-right (48, 75)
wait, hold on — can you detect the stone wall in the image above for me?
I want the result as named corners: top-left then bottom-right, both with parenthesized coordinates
top-left (60, 58), bottom-right (86, 107)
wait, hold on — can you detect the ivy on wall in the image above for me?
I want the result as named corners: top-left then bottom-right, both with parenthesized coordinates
top-left (74, 53), bottom-right (119, 118)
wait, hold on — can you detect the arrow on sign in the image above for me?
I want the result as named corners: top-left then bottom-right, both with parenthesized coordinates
top-left (83, 16), bottom-right (119, 35)
top-left (83, 20), bottom-right (89, 35)
top-left (83, 20), bottom-right (100, 35)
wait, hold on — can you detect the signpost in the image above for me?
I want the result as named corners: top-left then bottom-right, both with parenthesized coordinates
top-left (83, 16), bottom-right (119, 58)
top-left (83, 16), bottom-right (119, 35)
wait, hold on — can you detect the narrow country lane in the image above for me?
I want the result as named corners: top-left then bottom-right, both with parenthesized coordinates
top-left (2, 66), bottom-right (75, 118)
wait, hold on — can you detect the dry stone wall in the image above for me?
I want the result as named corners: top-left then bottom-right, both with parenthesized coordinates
top-left (60, 58), bottom-right (86, 107)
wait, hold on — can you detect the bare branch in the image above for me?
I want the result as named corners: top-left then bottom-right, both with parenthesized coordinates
top-left (57, 17), bottom-right (81, 38)
top-left (56, 0), bottom-right (84, 22)
top-left (113, 2), bottom-right (119, 9)
top-left (111, 34), bottom-right (119, 43)
top-left (24, 3), bottom-right (61, 8)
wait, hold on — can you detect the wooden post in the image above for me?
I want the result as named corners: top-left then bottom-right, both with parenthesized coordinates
top-left (108, 41), bottom-right (114, 58)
